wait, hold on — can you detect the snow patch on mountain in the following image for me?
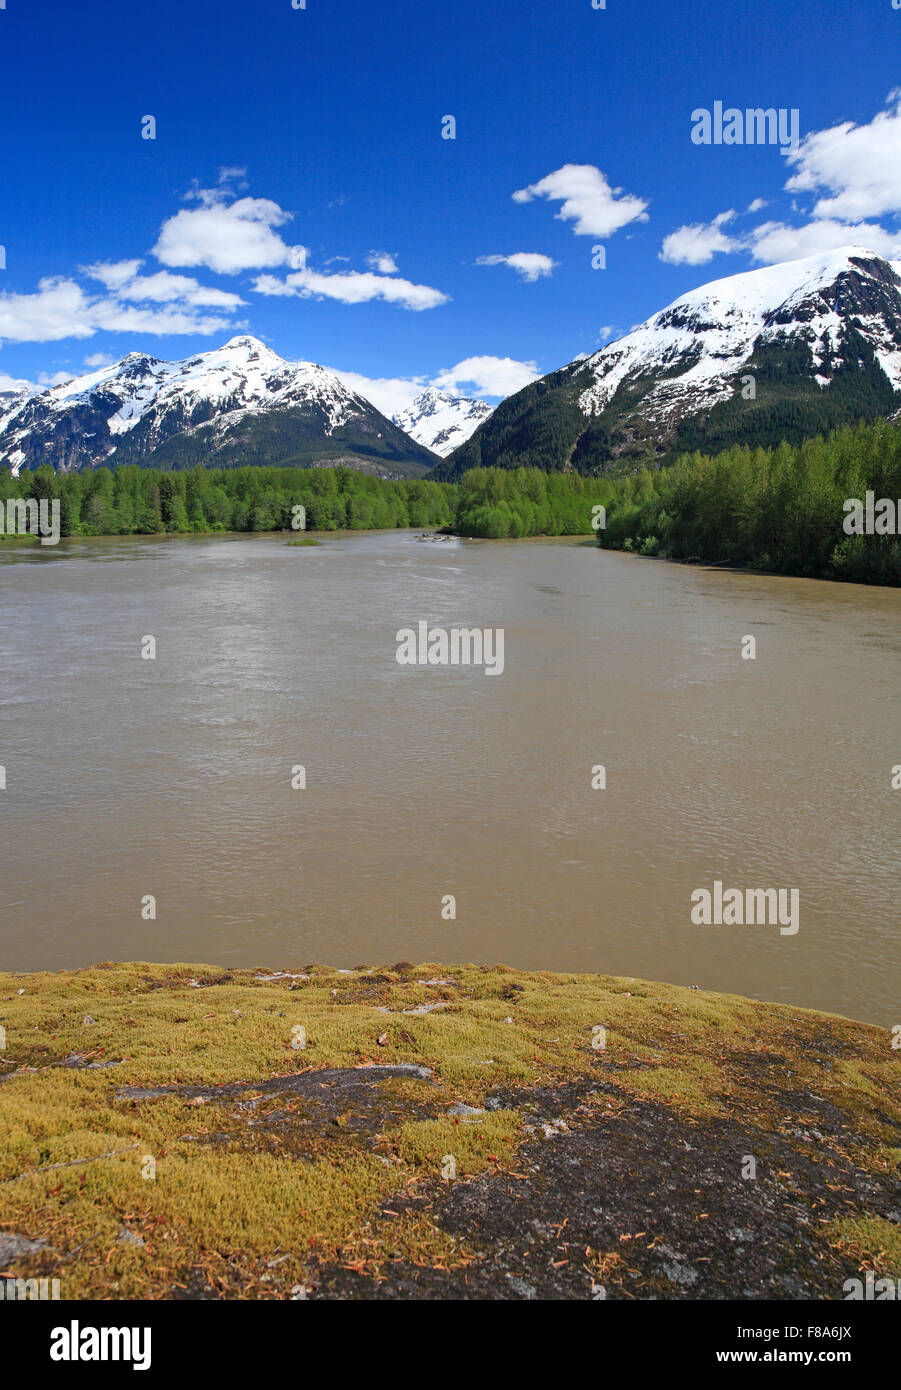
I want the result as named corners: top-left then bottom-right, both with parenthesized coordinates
top-left (45, 337), bottom-right (361, 439)
top-left (0, 336), bottom-right (385, 475)
top-left (578, 247), bottom-right (901, 426)
top-left (392, 388), bottom-right (493, 456)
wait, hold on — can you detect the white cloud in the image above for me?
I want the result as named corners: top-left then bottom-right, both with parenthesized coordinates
top-left (0, 275), bottom-right (234, 344)
top-left (118, 271), bottom-right (244, 309)
top-left (785, 91), bottom-right (901, 221)
top-left (659, 211), bottom-right (740, 265)
top-left (218, 166), bottom-right (249, 190)
top-left (84, 352), bottom-right (114, 368)
top-left (153, 194), bottom-right (307, 274)
top-left (0, 370), bottom-right (36, 394)
top-left (0, 178), bottom-right (461, 348)
top-left (658, 95), bottom-right (901, 273)
top-left (330, 356), bottom-right (541, 414)
top-left (38, 369), bottom-right (73, 387)
top-left (90, 302), bottom-right (236, 335)
top-left (747, 218), bottom-right (901, 264)
top-left (0, 278), bottom-right (96, 342)
top-left (512, 164), bottom-right (648, 238)
top-left (155, 279), bottom-right (244, 309)
top-left (476, 252), bottom-right (558, 281)
top-left (0, 180), bottom-right (446, 344)
top-left (84, 261), bottom-right (245, 309)
top-left (329, 369), bottom-right (429, 417)
top-left (254, 266), bottom-right (448, 311)
top-left (84, 259), bottom-right (143, 291)
top-left (366, 251), bottom-right (398, 273)
top-left (432, 355), bottom-right (540, 396)
top-left (598, 326), bottom-right (615, 343)
top-left (660, 196), bottom-right (901, 269)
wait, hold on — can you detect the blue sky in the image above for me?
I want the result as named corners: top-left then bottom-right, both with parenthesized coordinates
top-left (1, 0), bottom-right (899, 414)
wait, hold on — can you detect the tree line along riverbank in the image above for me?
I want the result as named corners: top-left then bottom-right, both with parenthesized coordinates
top-left (3, 417), bottom-right (901, 584)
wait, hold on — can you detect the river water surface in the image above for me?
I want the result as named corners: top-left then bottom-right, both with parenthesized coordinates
top-left (2, 529), bottom-right (899, 1023)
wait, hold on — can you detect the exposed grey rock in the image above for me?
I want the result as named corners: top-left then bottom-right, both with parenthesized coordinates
top-left (0, 1232), bottom-right (48, 1263)
top-left (117, 1229), bottom-right (145, 1247)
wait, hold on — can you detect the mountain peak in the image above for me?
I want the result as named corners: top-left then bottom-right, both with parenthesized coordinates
top-left (436, 246), bottom-right (901, 481)
top-left (218, 334), bottom-right (281, 357)
top-left (392, 388), bottom-right (493, 457)
top-left (0, 336), bottom-right (437, 477)
top-left (630, 246), bottom-right (898, 348)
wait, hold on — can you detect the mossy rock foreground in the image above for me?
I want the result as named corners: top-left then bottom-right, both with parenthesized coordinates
top-left (1, 961), bottom-right (899, 1300)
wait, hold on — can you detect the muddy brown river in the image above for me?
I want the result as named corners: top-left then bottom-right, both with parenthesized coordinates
top-left (1, 529), bottom-right (899, 1023)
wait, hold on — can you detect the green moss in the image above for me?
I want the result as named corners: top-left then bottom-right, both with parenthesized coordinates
top-left (390, 1111), bottom-right (524, 1180)
top-left (829, 1215), bottom-right (901, 1275)
top-left (1, 959), bottom-right (898, 1298)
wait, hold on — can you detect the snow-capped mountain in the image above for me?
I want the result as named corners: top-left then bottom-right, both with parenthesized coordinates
top-left (437, 248), bottom-right (901, 479)
top-left (0, 377), bottom-right (38, 428)
top-left (577, 246), bottom-right (901, 419)
top-left (0, 336), bottom-right (438, 476)
top-left (0, 386), bottom-right (32, 418)
top-left (392, 388), bottom-right (493, 457)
